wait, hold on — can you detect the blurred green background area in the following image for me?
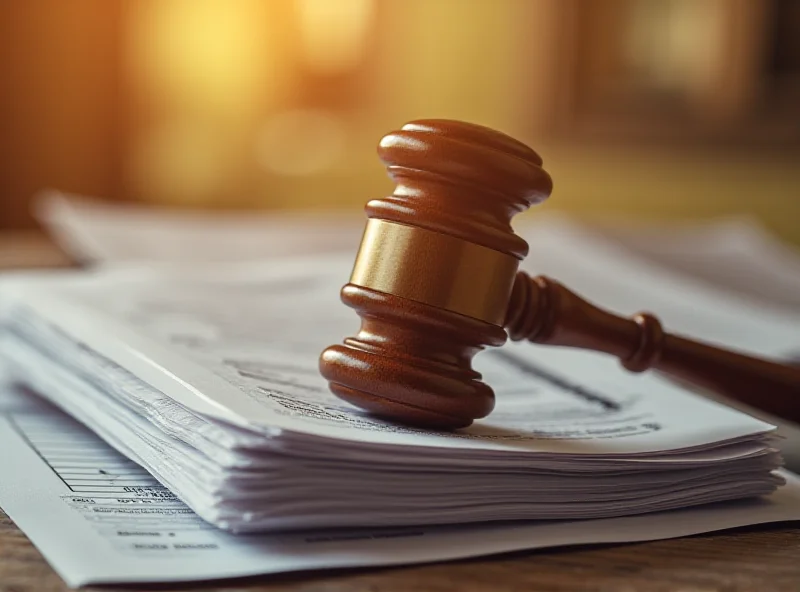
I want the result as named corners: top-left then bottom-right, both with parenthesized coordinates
top-left (1, 1), bottom-right (798, 242)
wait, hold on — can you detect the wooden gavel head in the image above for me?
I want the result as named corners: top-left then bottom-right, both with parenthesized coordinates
top-left (319, 119), bottom-right (552, 429)
top-left (321, 119), bottom-right (800, 429)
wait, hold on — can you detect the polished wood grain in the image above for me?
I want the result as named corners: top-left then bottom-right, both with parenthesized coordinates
top-left (321, 119), bottom-right (800, 430)
top-left (1, 232), bottom-right (800, 592)
top-left (320, 119), bottom-right (552, 429)
top-left (321, 284), bottom-right (506, 428)
top-left (506, 272), bottom-right (800, 424)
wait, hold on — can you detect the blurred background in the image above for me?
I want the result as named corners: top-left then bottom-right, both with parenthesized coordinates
top-left (0, 0), bottom-right (799, 243)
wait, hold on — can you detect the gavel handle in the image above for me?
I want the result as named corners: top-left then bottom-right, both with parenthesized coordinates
top-left (504, 271), bottom-right (800, 423)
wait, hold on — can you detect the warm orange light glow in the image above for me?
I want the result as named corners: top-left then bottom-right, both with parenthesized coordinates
top-left (625, 0), bottom-right (725, 99)
top-left (255, 109), bottom-right (346, 176)
top-left (125, 0), bottom-right (293, 204)
top-left (128, 0), bottom-right (290, 114)
top-left (129, 118), bottom-right (236, 205)
top-left (295, 0), bottom-right (374, 75)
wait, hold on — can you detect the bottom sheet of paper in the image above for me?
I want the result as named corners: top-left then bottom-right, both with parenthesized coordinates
top-left (1, 386), bottom-right (799, 589)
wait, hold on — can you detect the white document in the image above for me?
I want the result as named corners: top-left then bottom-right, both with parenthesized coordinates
top-left (0, 257), bottom-right (787, 534)
top-left (35, 192), bottom-right (800, 318)
top-left (3, 258), bottom-right (784, 454)
top-left (2, 385), bottom-right (799, 588)
top-left (517, 218), bottom-right (800, 466)
top-left (35, 191), bottom-right (364, 264)
top-left (589, 217), bottom-right (800, 313)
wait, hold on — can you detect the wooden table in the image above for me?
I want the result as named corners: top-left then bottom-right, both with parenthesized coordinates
top-left (1, 231), bottom-right (799, 592)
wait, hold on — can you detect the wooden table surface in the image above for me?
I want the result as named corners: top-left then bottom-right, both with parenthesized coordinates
top-left (1, 231), bottom-right (799, 592)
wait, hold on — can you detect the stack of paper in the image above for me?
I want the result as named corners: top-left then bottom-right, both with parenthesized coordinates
top-left (588, 217), bottom-right (800, 312)
top-left (34, 191), bottom-right (364, 265)
top-left (0, 250), bottom-right (788, 533)
top-left (4, 385), bottom-right (800, 589)
top-left (517, 217), bottom-right (800, 468)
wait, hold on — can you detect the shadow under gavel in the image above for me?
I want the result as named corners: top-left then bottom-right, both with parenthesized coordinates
top-left (319, 119), bottom-right (800, 429)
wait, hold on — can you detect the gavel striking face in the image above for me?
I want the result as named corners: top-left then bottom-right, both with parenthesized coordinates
top-left (319, 119), bottom-right (800, 429)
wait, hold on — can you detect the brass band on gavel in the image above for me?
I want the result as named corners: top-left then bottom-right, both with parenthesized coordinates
top-left (349, 219), bottom-right (519, 326)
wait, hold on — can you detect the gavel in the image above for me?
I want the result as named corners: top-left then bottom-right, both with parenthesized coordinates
top-left (319, 119), bottom-right (800, 429)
